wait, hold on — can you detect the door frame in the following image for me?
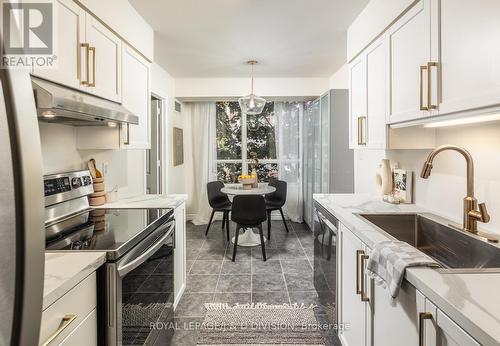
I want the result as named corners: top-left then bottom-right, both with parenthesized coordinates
top-left (148, 92), bottom-right (168, 194)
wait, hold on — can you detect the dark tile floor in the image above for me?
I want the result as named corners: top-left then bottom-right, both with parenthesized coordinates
top-left (171, 220), bottom-right (339, 346)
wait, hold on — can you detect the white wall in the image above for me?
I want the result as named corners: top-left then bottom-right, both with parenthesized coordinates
top-left (329, 64), bottom-right (348, 89)
top-left (150, 63), bottom-right (189, 197)
top-left (39, 123), bottom-right (146, 197)
top-left (354, 122), bottom-right (500, 234)
top-left (175, 77), bottom-right (329, 100)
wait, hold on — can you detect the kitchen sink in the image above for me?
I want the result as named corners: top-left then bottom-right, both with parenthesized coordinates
top-left (358, 213), bottom-right (500, 272)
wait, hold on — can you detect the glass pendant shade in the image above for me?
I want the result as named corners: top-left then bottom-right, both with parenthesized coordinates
top-left (238, 94), bottom-right (266, 115)
top-left (239, 60), bottom-right (266, 115)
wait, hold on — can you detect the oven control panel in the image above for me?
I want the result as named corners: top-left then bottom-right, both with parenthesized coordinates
top-left (44, 177), bottom-right (71, 196)
top-left (43, 170), bottom-right (94, 206)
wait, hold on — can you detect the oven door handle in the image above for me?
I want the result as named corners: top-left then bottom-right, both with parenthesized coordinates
top-left (117, 223), bottom-right (174, 277)
top-left (317, 210), bottom-right (338, 235)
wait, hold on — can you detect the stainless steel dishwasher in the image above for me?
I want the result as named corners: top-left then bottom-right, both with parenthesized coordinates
top-left (313, 202), bottom-right (338, 330)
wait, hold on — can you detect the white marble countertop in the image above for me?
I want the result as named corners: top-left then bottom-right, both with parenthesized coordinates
top-left (222, 184), bottom-right (275, 195)
top-left (43, 252), bottom-right (106, 310)
top-left (314, 193), bottom-right (500, 346)
top-left (93, 194), bottom-right (187, 210)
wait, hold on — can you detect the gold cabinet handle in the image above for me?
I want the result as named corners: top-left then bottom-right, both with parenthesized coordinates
top-left (80, 43), bottom-right (90, 86)
top-left (357, 116), bottom-right (367, 146)
top-left (41, 314), bottom-right (77, 346)
top-left (357, 117), bottom-right (362, 146)
top-left (361, 116), bottom-right (367, 145)
top-left (123, 123), bottom-right (130, 145)
top-left (427, 62), bottom-right (438, 110)
top-left (419, 312), bottom-right (433, 346)
top-left (360, 253), bottom-right (370, 302)
top-left (419, 65), bottom-right (429, 111)
top-left (356, 249), bottom-right (363, 294)
top-left (88, 46), bottom-right (96, 87)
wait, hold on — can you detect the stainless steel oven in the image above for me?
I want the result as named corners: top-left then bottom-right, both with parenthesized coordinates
top-left (105, 213), bottom-right (175, 346)
top-left (43, 170), bottom-right (176, 346)
top-left (313, 202), bottom-right (338, 329)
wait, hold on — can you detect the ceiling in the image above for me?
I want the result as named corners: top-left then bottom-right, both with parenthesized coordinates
top-left (129, 0), bottom-right (369, 78)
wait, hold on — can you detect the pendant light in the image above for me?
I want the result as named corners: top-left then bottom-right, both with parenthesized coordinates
top-left (238, 60), bottom-right (266, 115)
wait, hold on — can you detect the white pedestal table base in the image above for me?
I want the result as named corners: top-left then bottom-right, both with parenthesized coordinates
top-left (231, 228), bottom-right (267, 247)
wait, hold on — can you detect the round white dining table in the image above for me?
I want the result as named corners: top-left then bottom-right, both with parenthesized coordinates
top-left (221, 183), bottom-right (276, 247)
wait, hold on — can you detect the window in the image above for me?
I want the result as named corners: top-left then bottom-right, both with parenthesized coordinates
top-left (216, 101), bottom-right (279, 183)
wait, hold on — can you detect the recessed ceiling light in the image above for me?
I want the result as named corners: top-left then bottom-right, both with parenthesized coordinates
top-left (424, 114), bottom-right (500, 128)
top-left (107, 122), bottom-right (117, 127)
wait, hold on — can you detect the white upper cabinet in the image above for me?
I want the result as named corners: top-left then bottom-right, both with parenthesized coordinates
top-left (437, 0), bottom-right (500, 115)
top-left (121, 44), bottom-right (151, 149)
top-left (85, 16), bottom-right (122, 103)
top-left (387, 0), bottom-right (438, 123)
top-left (365, 38), bottom-right (387, 149)
top-left (349, 35), bottom-right (435, 149)
top-left (353, 0), bottom-right (500, 125)
top-left (32, 1), bottom-right (122, 103)
top-left (349, 36), bottom-right (387, 149)
top-left (32, 0), bottom-right (85, 89)
top-left (349, 54), bottom-right (367, 149)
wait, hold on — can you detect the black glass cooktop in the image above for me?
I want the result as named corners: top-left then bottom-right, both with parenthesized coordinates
top-left (45, 208), bottom-right (173, 260)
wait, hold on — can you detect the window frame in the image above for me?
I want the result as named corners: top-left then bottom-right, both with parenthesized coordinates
top-left (215, 101), bottom-right (302, 184)
top-left (216, 107), bottom-right (279, 176)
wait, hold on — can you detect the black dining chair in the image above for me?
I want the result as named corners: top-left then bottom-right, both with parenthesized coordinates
top-left (231, 195), bottom-right (267, 262)
top-left (265, 179), bottom-right (289, 239)
top-left (205, 181), bottom-right (231, 241)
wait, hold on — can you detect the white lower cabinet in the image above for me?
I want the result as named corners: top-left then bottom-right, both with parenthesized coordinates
top-left (174, 202), bottom-right (186, 308)
top-left (39, 273), bottom-right (97, 345)
top-left (339, 223), bottom-right (480, 346)
top-left (59, 309), bottom-right (97, 346)
top-left (371, 278), bottom-right (425, 346)
top-left (338, 224), bottom-right (370, 346)
top-left (423, 300), bottom-right (480, 346)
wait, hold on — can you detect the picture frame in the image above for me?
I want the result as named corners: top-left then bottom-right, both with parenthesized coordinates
top-left (173, 127), bottom-right (184, 166)
top-left (393, 169), bottom-right (413, 203)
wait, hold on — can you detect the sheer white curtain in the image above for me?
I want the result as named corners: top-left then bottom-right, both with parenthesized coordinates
top-left (189, 103), bottom-right (217, 225)
top-left (274, 102), bottom-right (303, 222)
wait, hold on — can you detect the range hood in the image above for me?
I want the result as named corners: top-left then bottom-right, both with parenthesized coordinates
top-left (32, 77), bottom-right (138, 126)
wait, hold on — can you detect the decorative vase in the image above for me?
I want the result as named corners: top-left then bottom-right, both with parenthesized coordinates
top-left (375, 159), bottom-right (393, 196)
top-left (251, 169), bottom-right (258, 188)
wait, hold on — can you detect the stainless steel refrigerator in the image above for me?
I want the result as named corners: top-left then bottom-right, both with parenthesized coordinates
top-left (303, 89), bottom-right (354, 228)
top-left (0, 41), bottom-right (45, 345)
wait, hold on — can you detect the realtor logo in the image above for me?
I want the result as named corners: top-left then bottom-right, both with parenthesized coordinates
top-left (1, 1), bottom-right (55, 68)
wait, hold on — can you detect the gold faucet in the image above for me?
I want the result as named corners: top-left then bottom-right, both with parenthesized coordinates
top-left (420, 145), bottom-right (490, 234)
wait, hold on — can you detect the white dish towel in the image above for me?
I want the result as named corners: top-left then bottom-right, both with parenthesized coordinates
top-left (366, 240), bottom-right (440, 298)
